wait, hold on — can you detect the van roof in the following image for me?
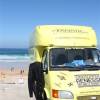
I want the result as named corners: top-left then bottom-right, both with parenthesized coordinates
top-left (31, 25), bottom-right (97, 47)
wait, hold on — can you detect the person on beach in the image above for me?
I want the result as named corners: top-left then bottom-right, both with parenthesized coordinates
top-left (28, 62), bottom-right (45, 100)
top-left (11, 67), bottom-right (14, 72)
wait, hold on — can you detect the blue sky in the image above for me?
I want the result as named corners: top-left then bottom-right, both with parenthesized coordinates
top-left (0, 0), bottom-right (100, 48)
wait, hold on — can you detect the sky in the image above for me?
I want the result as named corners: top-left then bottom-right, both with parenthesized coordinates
top-left (0, 0), bottom-right (100, 48)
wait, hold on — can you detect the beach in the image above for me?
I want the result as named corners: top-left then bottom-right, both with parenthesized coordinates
top-left (0, 48), bottom-right (36, 100)
top-left (0, 69), bottom-right (36, 100)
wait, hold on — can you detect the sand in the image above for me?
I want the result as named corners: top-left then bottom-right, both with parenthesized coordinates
top-left (0, 69), bottom-right (36, 100)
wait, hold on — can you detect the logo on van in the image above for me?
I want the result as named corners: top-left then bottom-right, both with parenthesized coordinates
top-left (52, 29), bottom-right (87, 33)
top-left (75, 74), bottom-right (100, 87)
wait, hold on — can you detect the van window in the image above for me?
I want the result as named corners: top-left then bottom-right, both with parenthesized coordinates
top-left (49, 48), bottom-right (100, 70)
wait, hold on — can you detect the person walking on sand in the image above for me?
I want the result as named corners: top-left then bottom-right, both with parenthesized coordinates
top-left (28, 62), bottom-right (46, 100)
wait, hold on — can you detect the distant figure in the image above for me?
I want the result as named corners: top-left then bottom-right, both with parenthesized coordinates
top-left (28, 62), bottom-right (45, 100)
top-left (11, 67), bottom-right (14, 72)
top-left (20, 70), bottom-right (23, 75)
top-left (22, 70), bottom-right (24, 73)
top-left (20, 69), bottom-right (24, 75)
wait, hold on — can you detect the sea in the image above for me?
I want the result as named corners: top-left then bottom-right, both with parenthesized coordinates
top-left (0, 48), bottom-right (30, 69)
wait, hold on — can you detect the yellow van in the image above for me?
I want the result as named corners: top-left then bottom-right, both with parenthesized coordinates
top-left (29, 25), bottom-right (100, 100)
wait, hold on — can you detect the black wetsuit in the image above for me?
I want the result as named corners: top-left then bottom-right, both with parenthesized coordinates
top-left (28, 62), bottom-right (45, 100)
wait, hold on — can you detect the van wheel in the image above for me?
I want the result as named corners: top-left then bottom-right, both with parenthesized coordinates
top-left (42, 91), bottom-right (47, 100)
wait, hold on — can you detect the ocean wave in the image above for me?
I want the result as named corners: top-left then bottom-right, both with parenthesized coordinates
top-left (0, 55), bottom-right (30, 61)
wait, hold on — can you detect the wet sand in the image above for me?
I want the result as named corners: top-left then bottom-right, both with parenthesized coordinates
top-left (0, 69), bottom-right (36, 100)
